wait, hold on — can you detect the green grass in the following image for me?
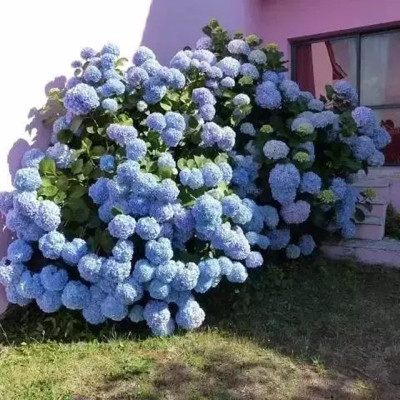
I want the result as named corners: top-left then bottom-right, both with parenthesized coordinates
top-left (1, 258), bottom-right (400, 399)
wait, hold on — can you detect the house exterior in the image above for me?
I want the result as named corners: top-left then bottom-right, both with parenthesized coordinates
top-left (1, 0), bottom-right (400, 310)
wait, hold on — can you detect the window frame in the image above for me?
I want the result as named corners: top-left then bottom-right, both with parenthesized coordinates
top-left (290, 26), bottom-right (400, 111)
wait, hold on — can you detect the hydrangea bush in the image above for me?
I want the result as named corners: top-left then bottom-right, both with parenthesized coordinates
top-left (0, 20), bottom-right (390, 335)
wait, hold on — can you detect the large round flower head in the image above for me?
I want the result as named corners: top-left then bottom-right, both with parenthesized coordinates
top-left (101, 42), bottom-right (120, 56)
top-left (155, 179), bottom-right (179, 203)
top-left (143, 300), bottom-right (171, 334)
top-left (371, 126), bottom-right (391, 150)
top-left (269, 228), bottom-right (291, 250)
top-left (351, 135), bottom-right (375, 161)
top-left (0, 192), bottom-right (14, 215)
top-left (143, 78), bottom-right (167, 104)
top-left (158, 152), bottom-right (176, 169)
top-left (101, 257), bottom-right (131, 283)
top-left (99, 154), bottom-right (115, 172)
top-left (155, 260), bottom-right (178, 284)
top-left (40, 265), bottom-right (68, 292)
top-left (233, 93), bottom-right (251, 107)
top-left (279, 79), bottom-right (300, 102)
top-left (227, 39), bottom-right (250, 55)
top-left (199, 104), bottom-right (216, 121)
top-left (126, 66), bottom-right (149, 86)
top-left (112, 239), bottom-right (134, 263)
top-left (192, 194), bottom-right (222, 229)
top-left (245, 251), bottom-right (263, 269)
top-left (202, 163), bottom-right (223, 187)
top-left (333, 80), bottom-right (358, 106)
top-left (7, 239), bottom-right (33, 263)
top-left (128, 305), bottom-right (145, 323)
top-left (146, 112), bottom-right (167, 132)
top-left (330, 177), bottom-right (347, 200)
top-left (108, 215), bottom-right (136, 239)
top-left (220, 76), bottom-right (236, 88)
top-left (133, 46), bottom-right (156, 66)
top-left (286, 244), bottom-right (301, 259)
top-left (298, 234), bottom-right (316, 256)
top-left (176, 299), bottom-right (205, 330)
top-left (240, 63), bottom-right (260, 79)
top-left (64, 83), bottom-right (99, 115)
top-left (37, 290), bottom-right (62, 313)
top-left (217, 57), bottom-right (241, 78)
top-left (368, 150), bottom-right (385, 167)
top-left (192, 87), bottom-right (216, 107)
top-left (263, 140), bottom-right (289, 160)
top-left (132, 259), bottom-right (155, 283)
top-left (171, 262), bottom-right (199, 292)
top-left (308, 99), bottom-right (324, 112)
top-left (106, 124), bottom-right (138, 146)
top-left (281, 200), bottom-right (311, 224)
top-left (352, 106), bottom-right (376, 136)
top-left (101, 295), bottom-right (128, 321)
top-left (21, 148), bottom-right (45, 169)
top-left (0, 260), bottom-right (25, 287)
top-left (13, 167), bottom-right (41, 192)
top-left (101, 78), bottom-right (125, 97)
top-left (170, 50), bottom-right (191, 71)
top-left (16, 271), bottom-right (44, 299)
top-left (80, 46), bottom-right (97, 59)
top-left (46, 143), bottom-right (73, 169)
top-left (255, 81), bottom-right (282, 109)
top-left (300, 172), bottom-right (322, 194)
top-left (6, 284), bottom-right (31, 306)
top-left (248, 49), bottom-right (267, 64)
top-left (145, 237), bottom-right (173, 266)
top-left (78, 253), bottom-right (103, 283)
top-left (83, 65), bottom-right (102, 84)
top-left (136, 217), bottom-right (161, 241)
top-left (269, 163), bottom-right (301, 205)
top-left (201, 122), bottom-right (223, 146)
top-left (13, 191), bottom-right (39, 218)
top-left (226, 262), bottom-right (248, 283)
top-left (39, 231), bottom-right (66, 259)
top-left (115, 278), bottom-right (143, 305)
top-left (89, 178), bottom-right (110, 205)
top-left (126, 139), bottom-right (147, 161)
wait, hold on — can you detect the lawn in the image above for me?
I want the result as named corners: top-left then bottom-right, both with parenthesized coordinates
top-left (0, 258), bottom-right (399, 400)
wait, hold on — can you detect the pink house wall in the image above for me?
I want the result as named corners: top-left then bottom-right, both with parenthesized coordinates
top-left (251, 0), bottom-right (400, 64)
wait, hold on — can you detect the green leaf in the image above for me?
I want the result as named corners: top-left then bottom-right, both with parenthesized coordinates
top-left (69, 184), bottom-right (87, 199)
top-left (160, 100), bottom-right (172, 111)
top-left (71, 159), bottom-right (84, 175)
top-left (82, 162), bottom-right (94, 176)
top-left (53, 191), bottom-right (67, 204)
top-left (40, 185), bottom-right (58, 197)
top-left (56, 175), bottom-right (69, 191)
top-left (91, 146), bottom-right (106, 157)
top-left (177, 158), bottom-right (187, 170)
top-left (39, 159), bottom-right (56, 177)
top-left (111, 207), bottom-right (123, 216)
top-left (41, 177), bottom-right (53, 187)
top-left (57, 130), bottom-right (73, 144)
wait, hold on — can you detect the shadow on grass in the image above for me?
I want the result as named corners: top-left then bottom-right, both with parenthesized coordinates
top-left (1, 257), bottom-right (400, 399)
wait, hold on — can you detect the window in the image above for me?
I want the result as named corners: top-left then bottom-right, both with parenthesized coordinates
top-left (292, 29), bottom-right (400, 165)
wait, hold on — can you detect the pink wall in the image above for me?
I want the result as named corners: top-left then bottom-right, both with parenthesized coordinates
top-left (253, 0), bottom-right (400, 63)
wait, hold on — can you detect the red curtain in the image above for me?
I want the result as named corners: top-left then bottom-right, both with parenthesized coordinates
top-left (295, 45), bottom-right (315, 95)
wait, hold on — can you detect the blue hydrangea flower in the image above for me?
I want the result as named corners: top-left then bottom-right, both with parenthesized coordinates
top-left (308, 99), bottom-right (324, 111)
top-left (269, 163), bottom-right (300, 205)
top-left (64, 83), bottom-right (99, 115)
top-left (175, 299), bottom-right (205, 330)
top-left (132, 259), bottom-right (156, 283)
top-left (352, 106), bottom-right (376, 135)
top-left (227, 39), bottom-right (250, 55)
top-left (192, 49), bottom-right (216, 64)
top-left (233, 93), bottom-right (251, 106)
top-left (7, 239), bottom-right (33, 263)
top-left (37, 290), bottom-right (62, 313)
top-left (17, 271), bottom-right (44, 299)
top-left (89, 178), bottom-right (109, 205)
top-left (226, 262), bottom-right (248, 283)
top-left (129, 305), bottom-right (145, 323)
top-left (155, 260), bottom-right (178, 284)
top-left (102, 98), bottom-right (118, 113)
top-left (196, 36), bottom-right (212, 50)
top-left (115, 278), bottom-right (143, 305)
top-left (0, 260), bottom-right (25, 287)
top-left (126, 139), bottom-right (147, 161)
top-left (39, 231), bottom-right (66, 259)
top-left (149, 279), bottom-right (170, 300)
top-left (281, 200), bottom-right (311, 224)
top-left (279, 80), bottom-right (300, 102)
top-left (269, 229), bottom-right (290, 250)
top-left (78, 254), bottom-right (103, 283)
top-left (171, 262), bottom-right (199, 291)
top-left (263, 140), bottom-right (289, 160)
top-left (158, 153), bottom-right (176, 169)
top-left (106, 124), bottom-right (138, 146)
top-left (40, 265), bottom-right (68, 291)
top-left (170, 50), bottom-right (191, 71)
top-left (99, 155), bottom-right (115, 172)
top-left (165, 112), bottom-right (185, 131)
top-left (155, 179), bottom-right (179, 203)
top-left (133, 46), bottom-right (156, 66)
top-left (21, 149), bottom-right (45, 169)
top-left (13, 168), bottom-right (41, 192)
top-left (80, 47), bottom-right (97, 59)
top-left (126, 66), bottom-right (149, 86)
top-left (255, 81), bottom-right (282, 109)
top-left (217, 57), bottom-right (241, 78)
top-left (333, 80), bottom-right (358, 106)
top-left (101, 78), bottom-right (125, 97)
top-left (145, 238), bottom-right (173, 266)
top-left (248, 49), bottom-right (267, 64)
top-left (61, 281), bottom-right (89, 310)
top-left (108, 215), bottom-right (136, 239)
top-left (240, 122), bottom-right (256, 136)
top-left (46, 143), bottom-right (73, 169)
top-left (245, 251), bottom-right (263, 268)
top-left (147, 112), bottom-right (167, 132)
top-left (101, 42), bottom-right (120, 56)
top-left (201, 122), bottom-right (223, 146)
top-left (102, 257), bottom-right (131, 283)
top-left (220, 77), bottom-right (235, 88)
top-left (83, 65), bottom-right (102, 84)
top-left (368, 150), bottom-right (385, 166)
top-left (101, 295), bottom-right (128, 321)
top-left (240, 63), bottom-right (260, 79)
top-left (143, 300), bottom-right (172, 335)
top-left (330, 178), bottom-right (347, 200)
top-left (136, 217), bottom-right (161, 240)
top-left (286, 244), bottom-right (301, 259)
top-left (300, 172), bottom-right (322, 194)
top-left (351, 136), bottom-right (375, 161)
top-left (298, 234), bottom-right (316, 256)
top-left (202, 163), bottom-right (223, 187)
top-left (161, 128), bottom-right (183, 147)
top-left (100, 53), bottom-right (117, 70)
top-left (13, 191), bottom-right (39, 218)
top-left (192, 87), bottom-right (216, 106)
top-left (112, 239), bottom-right (134, 262)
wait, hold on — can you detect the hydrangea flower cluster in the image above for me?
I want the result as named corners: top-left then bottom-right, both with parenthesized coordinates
top-left (0, 20), bottom-right (389, 335)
